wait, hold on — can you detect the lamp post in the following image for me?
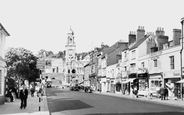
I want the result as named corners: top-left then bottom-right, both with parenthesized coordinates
top-left (180, 17), bottom-right (184, 100)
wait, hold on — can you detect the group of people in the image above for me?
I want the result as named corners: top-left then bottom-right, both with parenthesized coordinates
top-left (5, 87), bottom-right (18, 102)
top-left (5, 83), bottom-right (44, 110)
top-left (158, 86), bottom-right (169, 100)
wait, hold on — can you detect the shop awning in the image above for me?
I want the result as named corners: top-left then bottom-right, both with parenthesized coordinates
top-left (122, 80), bottom-right (129, 84)
top-left (128, 78), bottom-right (136, 82)
top-left (176, 79), bottom-right (184, 83)
top-left (122, 78), bottom-right (136, 84)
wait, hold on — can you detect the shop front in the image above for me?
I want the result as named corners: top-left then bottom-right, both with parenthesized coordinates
top-left (100, 77), bottom-right (106, 92)
top-left (149, 73), bottom-right (163, 96)
top-left (121, 71), bottom-right (128, 94)
top-left (163, 71), bottom-right (181, 99)
top-left (137, 68), bottom-right (149, 96)
top-left (96, 76), bottom-right (101, 92)
top-left (110, 78), bottom-right (115, 93)
top-left (128, 73), bottom-right (138, 95)
top-left (115, 72), bottom-right (122, 93)
top-left (106, 77), bottom-right (110, 92)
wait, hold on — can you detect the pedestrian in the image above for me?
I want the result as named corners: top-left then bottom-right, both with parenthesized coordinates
top-left (8, 88), bottom-right (14, 102)
top-left (19, 84), bottom-right (28, 109)
top-left (164, 87), bottom-right (168, 100)
top-left (159, 87), bottom-right (165, 100)
top-left (30, 85), bottom-right (35, 97)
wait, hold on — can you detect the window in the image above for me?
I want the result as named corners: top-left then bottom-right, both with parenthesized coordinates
top-left (124, 51), bottom-right (127, 58)
top-left (112, 69), bottom-right (114, 78)
top-left (53, 68), bottom-right (55, 73)
top-left (124, 66), bottom-right (127, 71)
top-left (153, 59), bottom-right (157, 67)
top-left (132, 50), bottom-right (136, 59)
top-left (141, 62), bottom-right (144, 68)
top-left (57, 67), bottom-right (59, 73)
top-left (170, 56), bottom-right (174, 69)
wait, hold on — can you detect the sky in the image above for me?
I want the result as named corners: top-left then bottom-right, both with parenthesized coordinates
top-left (0, 0), bottom-right (184, 55)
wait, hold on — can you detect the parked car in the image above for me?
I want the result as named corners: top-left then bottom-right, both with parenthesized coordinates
top-left (84, 86), bottom-right (93, 93)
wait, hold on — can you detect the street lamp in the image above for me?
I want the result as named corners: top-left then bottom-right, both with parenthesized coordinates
top-left (180, 17), bottom-right (184, 100)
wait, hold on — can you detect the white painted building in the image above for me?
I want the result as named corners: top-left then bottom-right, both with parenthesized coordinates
top-left (0, 23), bottom-right (10, 104)
top-left (101, 55), bottom-right (107, 92)
top-left (106, 63), bottom-right (117, 93)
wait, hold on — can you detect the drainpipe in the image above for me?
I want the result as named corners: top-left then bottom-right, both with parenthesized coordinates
top-left (180, 18), bottom-right (184, 100)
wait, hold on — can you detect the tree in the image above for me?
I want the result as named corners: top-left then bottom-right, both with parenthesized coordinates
top-left (55, 51), bottom-right (64, 58)
top-left (37, 49), bottom-right (46, 58)
top-left (5, 47), bottom-right (39, 83)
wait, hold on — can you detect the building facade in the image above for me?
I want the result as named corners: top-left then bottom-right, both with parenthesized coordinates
top-left (0, 23), bottom-right (10, 104)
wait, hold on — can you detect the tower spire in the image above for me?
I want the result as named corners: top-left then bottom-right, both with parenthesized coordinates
top-left (69, 26), bottom-right (74, 35)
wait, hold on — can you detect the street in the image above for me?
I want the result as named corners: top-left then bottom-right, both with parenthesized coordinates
top-left (46, 88), bottom-right (184, 115)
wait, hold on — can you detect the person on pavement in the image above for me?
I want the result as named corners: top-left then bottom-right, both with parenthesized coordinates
top-left (159, 86), bottom-right (165, 100)
top-left (19, 84), bottom-right (28, 109)
top-left (164, 87), bottom-right (168, 100)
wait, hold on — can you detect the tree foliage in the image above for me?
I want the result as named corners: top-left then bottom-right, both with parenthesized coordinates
top-left (5, 47), bottom-right (39, 82)
top-left (37, 49), bottom-right (65, 58)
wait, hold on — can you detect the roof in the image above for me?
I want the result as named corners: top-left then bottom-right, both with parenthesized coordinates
top-left (129, 35), bottom-right (150, 50)
top-left (0, 23), bottom-right (10, 36)
top-left (76, 52), bottom-right (88, 60)
top-left (102, 41), bottom-right (128, 57)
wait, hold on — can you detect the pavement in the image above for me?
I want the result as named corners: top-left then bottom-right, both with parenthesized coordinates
top-left (1, 88), bottom-right (184, 115)
top-left (0, 94), bottom-right (50, 115)
top-left (93, 91), bottom-right (184, 108)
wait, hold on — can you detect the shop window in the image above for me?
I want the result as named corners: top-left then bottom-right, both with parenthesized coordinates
top-left (139, 79), bottom-right (147, 91)
top-left (170, 56), bottom-right (174, 69)
top-left (153, 59), bottom-right (157, 67)
top-left (150, 79), bottom-right (162, 91)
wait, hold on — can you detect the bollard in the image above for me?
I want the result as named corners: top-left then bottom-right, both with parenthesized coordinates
top-left (38, 94), bottom-right (41, 111)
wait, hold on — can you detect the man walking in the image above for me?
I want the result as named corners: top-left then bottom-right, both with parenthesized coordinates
top-left (19, 84), bottom-right (28, 109)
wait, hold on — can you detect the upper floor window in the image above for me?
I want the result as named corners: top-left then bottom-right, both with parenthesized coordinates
top-left (141, 62), bottom-right (145, 68)
top-left (124, 66), bottom-right (127, 71)
top-left (132, 50), bottom-right (136, 59)
top-left (170, 56), bottom-right (174, 69)
top-left (56, 67), bottom-right (59, 73)
top-left (153, 59), bottom-right (157, 67)
top-left (124, 51), bottom-right (127, 58)
top-left (112, 69), bottom-right (114, 78)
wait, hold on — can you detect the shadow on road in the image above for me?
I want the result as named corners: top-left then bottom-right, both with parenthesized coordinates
top-left (85, 111), bottom-right (184, 115)
top-left (47, 97), bottom-right (93, 113)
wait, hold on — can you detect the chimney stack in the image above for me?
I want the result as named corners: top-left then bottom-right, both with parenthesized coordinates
top-left (173, 29), bottom-right (181, 46)
top-left (156, 27), bottom-right (165, 36)
top-left (101, 42), bottom-right (105, 48)
top-left (137, 26), bottom-right (145, 41)
top-left (128, 31), bottom-right (136, 45)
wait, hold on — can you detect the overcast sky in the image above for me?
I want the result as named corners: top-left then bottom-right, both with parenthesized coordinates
top-left (0, 0), bottom-right (184, 55)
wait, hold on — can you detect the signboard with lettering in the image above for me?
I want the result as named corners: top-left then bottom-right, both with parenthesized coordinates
top-left (37, 59), bottom-right (45, 69)
top-left (163, 71), bottom-right (181, 78)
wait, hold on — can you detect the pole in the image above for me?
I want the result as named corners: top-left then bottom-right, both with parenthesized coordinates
top-left (180, 17), bottom-right (184, 100)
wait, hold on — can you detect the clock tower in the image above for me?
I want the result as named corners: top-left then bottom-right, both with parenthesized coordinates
top-left (65, 27), bottom-right (76, 84)
top-left (65, 27), bottom-right (76, 62)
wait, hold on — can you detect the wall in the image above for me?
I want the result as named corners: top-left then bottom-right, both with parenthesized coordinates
top-left (138, 38), bottom-right (147, 57)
